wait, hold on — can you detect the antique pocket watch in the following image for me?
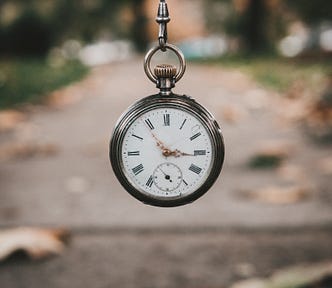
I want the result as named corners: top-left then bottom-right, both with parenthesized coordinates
top-left (110, 0), bottom-right (224, 207)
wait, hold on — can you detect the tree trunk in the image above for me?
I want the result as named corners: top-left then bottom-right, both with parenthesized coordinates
top-left (242, 0), bottom-right (270, 54)
top-left (131, 0), bottom-right (148, 52)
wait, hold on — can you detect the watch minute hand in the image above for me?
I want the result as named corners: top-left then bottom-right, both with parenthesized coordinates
top-left (151, 132), bottom-right (169, 150)
top-left (142, 119), bottom-right (170, 151)
top-left (169, 149), bottom-right (194, 157)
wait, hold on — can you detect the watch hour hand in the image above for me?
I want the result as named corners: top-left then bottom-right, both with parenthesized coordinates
top-left (162, 149), bottom-right (194, 157)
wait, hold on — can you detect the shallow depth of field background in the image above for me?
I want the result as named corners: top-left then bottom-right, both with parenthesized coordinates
top-left (0, 1), bottom-right (331, 288)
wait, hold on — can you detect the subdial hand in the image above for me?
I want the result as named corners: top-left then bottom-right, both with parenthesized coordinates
top-left (158, 167), bottom-right (172, 182)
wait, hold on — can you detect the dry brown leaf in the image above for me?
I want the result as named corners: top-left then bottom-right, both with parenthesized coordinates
top-left (221, 105), bottom-right (244, 124)
top-left (277, 164), bottom-right (306, 182)
top-left (0, 143), bottom-right (58, 161)
top-left (233, 262), bottom-right (256, 278)
top-left (0, 227), bottom-right (69, 261)
top-left (47, 88), bottom-right (82, 108)
top-left (276, 98), bottom-right (310, 124)
top-left (317, 157), bottom-right (332, 175)
top-left (270, 262), bottom-right (332, 288)
top-left (0, 110), bottom-right (26, 132)
top-left (230, 278), bottom-right (266, 288)
top-left (231, 262), bottom-right (332, 288)
top-left (246, 185), bottom-right (310, 204)
top-left (285, 80), bottom-right (306, 99)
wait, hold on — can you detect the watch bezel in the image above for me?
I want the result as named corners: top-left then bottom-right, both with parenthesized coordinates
top-left (110, 93), bottom-right (225, 207)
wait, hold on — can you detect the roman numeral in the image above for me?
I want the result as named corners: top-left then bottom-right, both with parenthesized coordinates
top-left (190, 132), bottom-right (201, 141)
top-left (146, 175), bottom-right (153, 187)
top-left (194, 150), bottom-right (206, 156)
top-left (163, 114), bottom-right (170, 126)
top-left (132, 134), bottom-right (143, 140)
top-left (183, 179), bottom-right (188, 186)
top-left (189, 164), bottom-right (202, 174)
top-left (179, 119), bottom-right (187, 130)
top-left (128, 151), bottom-right (140, 156)
top-left (132, 164), bottom-right (144, 175)
top-left (145, 119), bottom-right (154, 130)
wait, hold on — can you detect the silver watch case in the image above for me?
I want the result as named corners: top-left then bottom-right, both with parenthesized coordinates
top-left (110, 93), bottom-right (225, 207)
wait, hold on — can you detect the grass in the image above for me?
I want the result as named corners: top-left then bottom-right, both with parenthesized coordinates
top-left (0, 58), bottom-right (88, 110)
top-left (205, 55), bottom-right (332, 92)
top-left (248, 154), bottom-right (284, 169)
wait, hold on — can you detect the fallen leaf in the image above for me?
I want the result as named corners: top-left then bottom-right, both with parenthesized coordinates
top-left (47, 87), bottom-right (82, 108)
top-left (301, 275), bottom-right (332, 288)
top-left (221, 105), bottom-right (244, 124)
top-left (0, 110), bottom-right (26, 132)
top-left (276, 98), bottom-right (310, 124)
top-left (244, 185), bottom-right (310, 204)
top-left (230, 262), bottom-right (332, 288)
top-left (0, 227), bottom-right (69, 261)
top-left (302, 81), bottom-right (332, 143)
top-left (270, 262), bottom-right (332, 288)
top-left (277, 164), bottom-right (306, 182)
top-left (318, 157), bottom-right (332, 175)
top-left (230, 278), bottom-right (266, 288)
top-left (285, 80), bottom-right (306, 99)
top-left (0, 143), bottom-right (59, 161)
top-left (233, 262), bottom-right (256, 278)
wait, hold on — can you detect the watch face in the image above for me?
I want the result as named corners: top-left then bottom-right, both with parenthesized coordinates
top-left (110, 94), bottom-right (224, 207)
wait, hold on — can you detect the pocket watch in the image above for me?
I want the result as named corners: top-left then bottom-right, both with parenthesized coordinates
top-left (109, 1), bottom-right (224, 207)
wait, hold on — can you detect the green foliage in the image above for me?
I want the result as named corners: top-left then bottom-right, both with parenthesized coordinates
top-left (213, 55), bottom-right (332, 92)
top-left (205, 0), bottom-right (284, 55)
top-left (0, 0), bottom-right (147, 56)
top-left (286, 0), bottom-right (332, 24)
top-left (248, 154), bottom-right (283, 169)
top-left (0, 59), bottom-right (88, 109)
top-left (0, 10), bottom-right (52, 56)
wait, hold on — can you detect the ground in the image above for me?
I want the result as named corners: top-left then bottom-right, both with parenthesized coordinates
top-left (0, 59), bottom-right (331, 288)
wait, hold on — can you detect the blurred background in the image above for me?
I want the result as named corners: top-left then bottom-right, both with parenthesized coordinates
top-left (0, 0), bottom-right (332, 108)
top-left (0, 1), bottom-right (332, 288)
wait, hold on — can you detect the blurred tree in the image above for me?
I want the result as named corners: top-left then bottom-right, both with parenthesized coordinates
top-left (0, 0), bottom-right (148, 57)
top-left (206, 0), bottom-right (284, 55)
top-left (0, 9), bottom-right (52, 56)
top-left (238, 0), bottom-right (271, 53)
top-left (131, 0), bottom-right (148, 52)
top-left (286, 0), bottom-right (332, 25)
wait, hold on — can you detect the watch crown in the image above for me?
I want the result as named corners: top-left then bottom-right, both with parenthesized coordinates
top-left (154, 64), bottom-right (177, 79)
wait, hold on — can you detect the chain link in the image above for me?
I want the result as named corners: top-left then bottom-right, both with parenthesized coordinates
top-left (156, 0), bottom-right (170, 51)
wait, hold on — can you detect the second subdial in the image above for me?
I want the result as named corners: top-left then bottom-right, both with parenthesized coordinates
top-left (153, 163), bottom-right (183, 192)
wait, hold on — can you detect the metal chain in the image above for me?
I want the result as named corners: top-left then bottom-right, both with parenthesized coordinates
top-left (156, 0), bottom-right (170, 51)
top-left (144, 0), bottom-right (186, 85)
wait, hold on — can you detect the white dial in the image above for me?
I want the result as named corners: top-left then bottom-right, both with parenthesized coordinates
top-left (121, 107), bottom-right (213, 198)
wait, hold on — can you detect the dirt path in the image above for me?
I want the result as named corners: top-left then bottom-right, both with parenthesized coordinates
top-left (1, 59), bottom-right (332, 288)
top-left (0, 59), bottom-right (331, 229)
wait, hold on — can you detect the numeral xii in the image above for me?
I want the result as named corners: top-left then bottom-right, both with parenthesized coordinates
top-left (163, 114), bottom-right (170, 126)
